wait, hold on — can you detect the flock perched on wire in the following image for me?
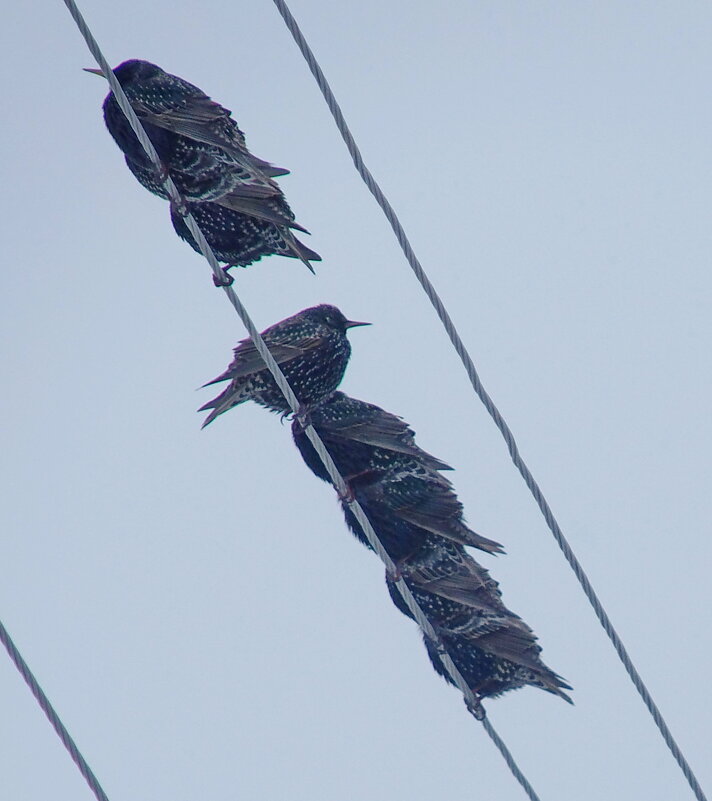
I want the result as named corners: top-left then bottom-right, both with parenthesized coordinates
top-left (90, 58), bottom-right (572, 709)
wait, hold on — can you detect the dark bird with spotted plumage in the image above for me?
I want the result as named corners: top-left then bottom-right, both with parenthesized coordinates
top-left (86, 59), bottom-right (319, 272)
top-left (291, 392), bottom-right (502, 557)
top-left (387, 536), bottom-right (572, 703)
top-left (290, 392), bottom-right (566, 705)
top-left (171, 201), bottom-right (320, 274)
top-left (199, 305), bottom-right (369, 427)
top-left (291, 391), bottom-right (452, 483)
top-left (340, 461), bottom-right (504, 558)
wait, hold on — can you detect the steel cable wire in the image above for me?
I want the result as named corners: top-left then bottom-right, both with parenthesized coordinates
top-left (267, 2), bottom-right (708, 800)
top-left (0, 620), bottom-right (110, 801)
top-left (0, 3), bottom-right (547, 800)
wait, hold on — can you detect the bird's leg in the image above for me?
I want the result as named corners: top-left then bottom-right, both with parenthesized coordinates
top-left (295, 404), bottom-right (312, 430)
top-left (344, 468), bottom-right (379, 484)
top-left (155, 162), bottom-right (171, 186)
top-left (169, 191), bottom-right (190, 221)
top-left (385, 558), bottom-right (406, 583)
top-left (465, 695), bottom-right (486, 721)
top-left (212, 267), bottom-right (234, 287)
top-left (336, 481), bottom-right (355, 504)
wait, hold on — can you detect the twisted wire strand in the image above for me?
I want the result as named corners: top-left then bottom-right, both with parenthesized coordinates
top-left (268, 3), bottom-right (708, 800)
top-left (0, 620), bottom-right (110, 801)
top-left (42, 2), bottom-right (542, 799)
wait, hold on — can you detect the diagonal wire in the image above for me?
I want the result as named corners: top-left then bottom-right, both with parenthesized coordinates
top-left (0, 619), bottom-right (110, 801)
top-left (48, 1), bottom-right (541, 799)
top-left (267, 3), bottom-right (709, 800)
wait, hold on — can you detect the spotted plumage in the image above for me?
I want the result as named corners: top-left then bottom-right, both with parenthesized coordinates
top-left (330, 462), bottom-right (502, 559)
top-left (290, 393), bottom-right (501, 557)
top-left (422, 634), bottom-right (572, 703)
top-left (290, 390), bottom-right (569, 705)
top-left (199, 305), bottom-right (369, 427)
top-left (347, 460), bottom-right (504, 555)
top-left (291, 391), bottom-right (452, 483)
top-left (171, 201), bottom-right (321, 272)
top-left (388, 537), bottom-right (573, 702)
top-left (89, 59), bottom-right (318, 270)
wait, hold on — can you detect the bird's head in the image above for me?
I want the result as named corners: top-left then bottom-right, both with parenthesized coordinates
top-left (84, 59), bottom-right (163, 85)
top-left (308, 304), bottom-right (371, 334)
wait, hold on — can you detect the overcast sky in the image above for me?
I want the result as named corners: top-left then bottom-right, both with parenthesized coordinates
top-left (2, 1), bottom-right (711, 799)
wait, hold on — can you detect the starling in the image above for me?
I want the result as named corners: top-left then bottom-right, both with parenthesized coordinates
top-left (171, 201), bottom-right (321, 273)
top-left (341, 499), bottom-right (436, 562)
top-left (335, 461), bottom-right (503, 559)
top-left (199, 305), bottom-right (369, 426)
top-left (387, 537), bottom-right (573, 703)
top-left (86, 59), bottom-right (319, 270)
top-left (347, 461), bottom-right (504, 555)
top-left (291, 391), bottom-right (452, 484)
top-left (422, 634), bottom-right (572, 704)
top-left (290, 393), bottom-right (502, 557)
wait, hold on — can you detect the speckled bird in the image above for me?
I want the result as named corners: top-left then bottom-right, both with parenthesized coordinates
top-left (291, 391), bottom-right (452, 484)
top-left (348, 460), bottom-right (504, 555)
top-left (86, 59), bottom-right (318, 269)
top-left (422, 633), bottom-right (572, 704)
top-left (199, 305), bottom-right (369, 427)
top-left (387, 537), bottom-right (572, 703)
top-left (333, 461), bottom-right (503, 559)
top-left (171, 201), bottom-right (321, 274)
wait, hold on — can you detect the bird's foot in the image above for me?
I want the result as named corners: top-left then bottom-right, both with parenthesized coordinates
top-left (295, 404), bottom-right (312, 429)
top-left (386, 560), bottom-right (405, 583)
top-left (465, 695), bottom-right (486, 721)
top-left (336, 482), bottom-right (355, 504)
top-left (169, 194), bottom-right (190, 219)
top-left (343, 468), bottom-right (379, 486)
top-left (212, 267), bottom-right (234, 287)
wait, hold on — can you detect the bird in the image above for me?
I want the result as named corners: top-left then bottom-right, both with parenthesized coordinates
top-left (345, 460), bottom-right (504, 556)
top-left (199, 305), bottom-right (370, 427)
top-left (290, 393), bottom-right (502, 557)
top-left (170, 201), bottom-right (320, 275)
top-left (291, 391), bottom-right (452, 484)
top-left (387, 536), bottom-right (573, 703)
top-left (421, 634), bottom-right (572, 705)
top-left (86, 59), bottom-right (319, 271)
top-left (328, 461), bottom-right (503, 559)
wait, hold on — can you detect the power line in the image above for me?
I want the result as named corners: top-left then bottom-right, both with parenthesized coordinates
top-left (0, 619), bottom-right (110, 801)
top-left (267, 3), bottom-right (709, 800)
top-left (23, 2), bottom-right (545, 799)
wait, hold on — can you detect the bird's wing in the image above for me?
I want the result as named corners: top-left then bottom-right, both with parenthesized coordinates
top-left (216, 195), bottom-right (308, 229)
top-left (328, 416), bottom-right (453, 470)
top-left (134, 93), bottom-right (281, 191)
top-left (471, 624), bottom-right (547, 671)
top-left (392, 478), bottom-right (462, 530)
top-left (394, 483), bottom-right (503, 553)
top-left (412, 571), bottom-right (502, 610)
top-left (202, 336), bottom-right (325, 386)
top-left (135, 94), bottom-right (243, 151)
top-left (403, 544), bottom-right (504, 605)
top-left (250, 156), bottom-right (290, 178)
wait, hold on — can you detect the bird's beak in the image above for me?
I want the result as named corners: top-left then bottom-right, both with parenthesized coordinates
top-left (345, 320), bottom-right (371, 329)
top-left (83, 67), bottom-right (106, 78)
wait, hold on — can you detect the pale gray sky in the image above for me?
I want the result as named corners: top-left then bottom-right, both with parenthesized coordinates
top-left (2, 2), bottom-right (711, 799)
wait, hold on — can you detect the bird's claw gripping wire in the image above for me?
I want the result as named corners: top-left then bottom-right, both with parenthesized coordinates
top-left (386, 564), bottom-right (403, 583)
top-left (212, 267), bottom-right (234, 287)
top-left (169, 193), bottom-right (190, 220)
top-left (465, 696), bottom-right (486, 721)
top-left (336, 483), bottom-right (355, 503)
top-left (295, 404), bottom-right (311, 429)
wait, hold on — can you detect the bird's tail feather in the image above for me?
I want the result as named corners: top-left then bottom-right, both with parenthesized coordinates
top-left (286, 236), bottom-right (321, 274)
top-left (466, 530), bottom-right (505, 556)
top-left (198, 385), bottom-right (247, 426)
